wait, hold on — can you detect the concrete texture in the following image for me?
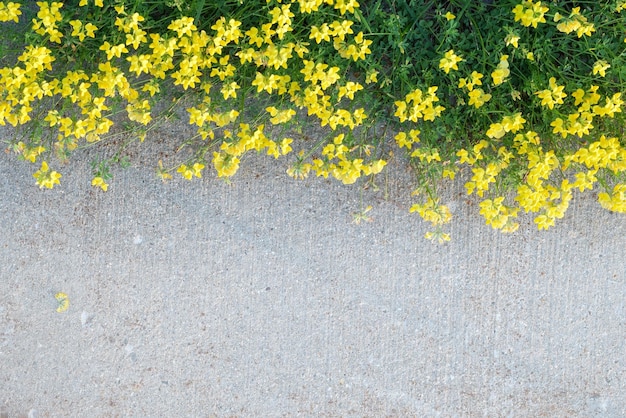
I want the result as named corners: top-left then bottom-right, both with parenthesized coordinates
top-left (1, 123), bottom-right (625, 417)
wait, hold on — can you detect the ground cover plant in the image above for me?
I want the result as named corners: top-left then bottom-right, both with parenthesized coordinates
top-left (1, 0), bottom-right (626, 242)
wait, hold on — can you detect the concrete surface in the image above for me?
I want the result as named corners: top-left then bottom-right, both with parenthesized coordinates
top-left (1, 123), bottom-right (625, 417)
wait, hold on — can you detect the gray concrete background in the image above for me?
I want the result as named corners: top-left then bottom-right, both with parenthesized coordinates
top-left (1, 123), bottom-right (625, 417)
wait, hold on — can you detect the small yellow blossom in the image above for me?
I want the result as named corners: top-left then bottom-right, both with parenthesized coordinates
top-left (310, 24), bottom-right (331, 43)
top-left (91, 176), bottom-right (109, 191)
top-left (505, 33), bottom-right (520, 48)
top-left (0, 1), bottom-right (22, 22)
top-left (221, 81), bottom-right (240, 100)
top-left (33, 161), bottom-right (62, 189)
top-left (55, 292), bottom-right (69, 313)
top-left (467, 88), bottom-right (491, 108)
top-left (177, 163), bottom-right (202, 180)
top-left (69, 20), bottom-right (97, 41)
top-left (439, 50), bottom-right (463, 74)
top-left (592, 60), bottom-right (610, 77)
top-left (334, 0), bottom-right (359, 15)
top-left (598, 184), bottom-right (626, 213)
top-left (99, 41), bottom-right (129, 60)
top-left (512, 1), bottom-right (549, 28)
top-left (535, 77), bottom-right (567, 109)
top-left (410, 197), bottom-right (452, 226)
top-left (554, 7), bottom-right (595, 37)
top-left (491, 55), bottom-right (510, 85)
top-left (168, 16), bottom-right (196, 38)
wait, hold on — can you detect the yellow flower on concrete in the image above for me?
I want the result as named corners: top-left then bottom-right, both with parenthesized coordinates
top-left (91, 176), bottom-right (109, 191)
top-left (33, 161), bottom-right (62, 189)
top-left (55, 292), bottom-right (69, 313)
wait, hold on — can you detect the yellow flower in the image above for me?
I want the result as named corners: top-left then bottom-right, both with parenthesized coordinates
top-left (491, 68), bottom-right (510, 85)
top-left (491, 55), bottom-right (510, 85)
top-left (33, 161), bottom-right (62, 189)
top-left (338, 81), bottom-right (363, 100)
top-left (126, 28), bottom-right (147, 49)
top-left (395, 131), bottom-right (413, 149)
top-left (512, 1), bottom-right (549, 28)
top-left (444, 12), bottom-right (456, 21)
top-left (598, 184), bottom-right (626, 213)
top-left (439, 49), bottom-right (463, 74)
top-left (534, 77), bottom-right (567, 109)
top-left (592, 93), bottom-right (623, 117)
top-left (221, 81), bottom-right (240, 100)
top-left (19, 143), bottom-right (46, 163)
top-left (91, 176), bottom-right (109, 191)
top-left (572, 86), bottom-right (601, 111)
top-left (534, 214), bottom-right (554, 230)
top-left (310, 24), bottom-right (331, 43)
top-left (334, 0), bottom-right (359, 15)
top-left (329, 20), bottom-right (354, 41)
top-left (69, 20), bottom-right (97, 41)
top-left (410, 197), bottom-right (452, 226)
top-left (366, 159), bottom-right (387, 175)
top-left (424, 229), bottom-right (451, 243)
top-left (319, 65), bottom-right (341, 89)
top-left (505, 33), bottom-right (520, 48)
top-left (555, 7), bottom-right (595, 38)
top-left (501, 112), bottom-right (526, 133)
top-left (192, 162), bottom-right (205, 177)
top-left (213, 152), bottom-right (240, 177)
top-left (456, 149), bottom-right (474, 165)
top-left (424, 228), bottom-right (450, 244)
top-left (266, 106), bottom-right (296, 124)
top-left (168, 16), bottom-right (196, 38)
top-left (31, 1), bottom-right (64, 43)
top-left (99, 41), bottom-right (129, 60)
top-left (458, 71), bottom-right (483, 92)
top-left (467, 88), bottom-right (491, 108)
top-left (0, 1), bottom-right (21, 22)
top-left (55, 292), bottom-right (69, 313)
top-left (127, 54), bottom-right (152, 76)
top-left (177, 163), bottom-right (205, 180)
top-left (126, 100), bottom-right (152, 124)
top-left (486, 123), bottom-right (507, 139)
top-left (592, 60), bottom-right (610, 77)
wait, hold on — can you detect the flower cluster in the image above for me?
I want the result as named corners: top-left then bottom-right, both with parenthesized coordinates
top-left (1, 0), bottom-right (386, 189)
top-left (0, 1), bottom-right (20, 22)
top-left (2, 0), bottom-right (626, 241)
top-left (394, 87), bottom-right (445, 123)
top-left (512, 1), bottom-right (549, 28)
top-left (458, 72), bottom-right (491, 109)
top-left (554, 7), bottom-right (595, 38)
top-left (409, 197), bottom-right (452, 243)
